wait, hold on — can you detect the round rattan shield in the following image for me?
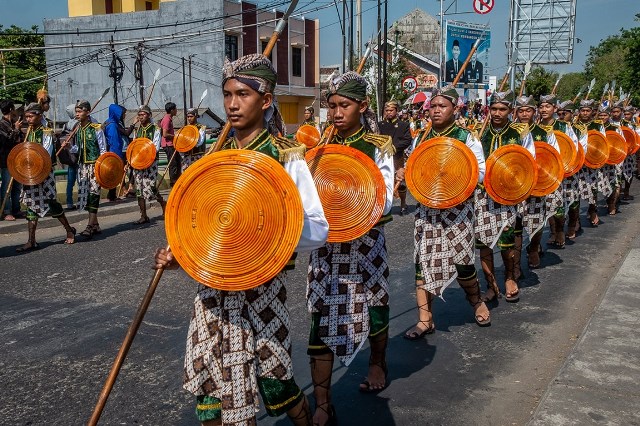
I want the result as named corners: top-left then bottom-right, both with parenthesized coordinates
top-left (296, 124), bottom-right (321, 148)
top-left (7, 142), bottom-right (52, 185)
top-left (566, 142), bottom-right (585, 176)
top-left (605, 130), bottom-right (627, 165)
top-left (584, 130), bottom-right (609, 169)
top-left (306, 144), bottom-right (386, 242)
top-left (126, 137), bottom-right (156, 170)
top-left (553, 130), bottom-right (578, 177)
top-left (94, 152), bottom-right (125, 189)
top-left (620, 126), bottom-right (638, 155)
top-left (173, 125), bottom-right (200, 153)
top-left (484, 145), bottom-right (538, 205)
top-left (165, 150), bottom-right (304, 291)
top-left (405, 136), bottom-right (479, 209)
top-left (531, 142), bottom-right (564, 197)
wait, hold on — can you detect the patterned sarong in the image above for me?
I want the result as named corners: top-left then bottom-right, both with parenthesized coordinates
top-left (473, 188), bottom-right (515, 248)
top-left (562, 175), bottom-right (579, 208)
top-left (307, 226), bottom-right (389, 366)
top-left (20, 172), bottom-right (57, 218)
top-left (519, 196), bottom-right (546, 236)
top-left (595, 167), bottom-right (613, 197)
top-left (414, 200), bottom-right (475, 294)
top-left (622, 155), bottom-right (636, 182)
top-left (133, 161), bottom-right (159, 202)
top-left (181, 153), bottom-right (204, 172)
top-left (545, 186), bottom-right (563, 219)
top-left (183, 274), bottom-right (294, 425)
top-left (77, 163), bottom-right (101, 211)
top-left (578, 167), bottom-right (597, 204)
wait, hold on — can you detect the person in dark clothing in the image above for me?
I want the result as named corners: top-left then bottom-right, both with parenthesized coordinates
top-left (103, 104), bottom-right (129, 201)
top-left (378, 100), bottom-right (412, 214)
top-left (160, 102), bottom-right (181, 186)
top-left (0, 100), bottom-right (23, 220)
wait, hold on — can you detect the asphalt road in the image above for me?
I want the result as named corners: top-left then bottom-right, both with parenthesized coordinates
top-left (1, 188), bottom-right (638, 425)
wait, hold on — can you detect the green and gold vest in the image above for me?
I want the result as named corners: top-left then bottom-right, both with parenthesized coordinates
top-left (136, 123), bottom-right (157, 140)
top-left (76, 122), bottom-right (102, 164)
top-left (480, 122), bottom-right (529, 158)
top-left (529, 123), bottom-right (551, 143)
top-left (25, 125), bottom-right (49, 145)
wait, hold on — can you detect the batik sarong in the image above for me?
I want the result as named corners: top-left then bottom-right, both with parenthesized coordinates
top-left (181, 153), bottom-right (204, 173)
top-left (414, 200), bottom-right (475, 294)
top-left (76, 163), bottom-right (101, 211)
top-left (307, 226), bottom-right (389, 366)
top-left (473, 188), bottom-right (515, 248)
top-left (183, 273), bottom-right (295, 425)
top-left (519, 196), bottom-right (546, 236)
top-left (20, 172), bottom-right (57, 218)
top-left (133, 161), bottom-right (159, 202)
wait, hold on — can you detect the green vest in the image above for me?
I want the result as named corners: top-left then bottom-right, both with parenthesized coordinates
top-left (529, 124), bottom-right (550, 142)
top-left (420, 122), bottom-right (471, 146)
top-left (480, 122), bottom-right (527, 159)
top-left (603, 122), bottom-right (618, 132)
top-left (25, 126), bottom-right (45, 144)
top-left (76, 123), bottom-right (101, 164)
top-left (136, 123), bottom-right (157, 140)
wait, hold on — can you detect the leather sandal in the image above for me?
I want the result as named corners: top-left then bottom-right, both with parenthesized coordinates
top-left (79, 225), bottom-right (95, 238)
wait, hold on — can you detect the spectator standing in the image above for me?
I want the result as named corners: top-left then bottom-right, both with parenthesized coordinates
top-left (60, 104), bottom-right (79, 210)
top-left (159, 102), bottom-right (181, 186)
top-left (0, 100), bottom-right (23, 220)
top-left (102, 104), bottom-right (129, 201)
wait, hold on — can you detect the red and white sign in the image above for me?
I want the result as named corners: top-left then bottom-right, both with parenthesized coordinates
top-left (402, 76), bottom-right (418, 93)
top-left (416, 73), bottom-right (438, 89)
top-left (473, 0), bottom-right (494, 14)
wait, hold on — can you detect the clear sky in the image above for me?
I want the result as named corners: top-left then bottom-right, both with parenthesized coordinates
top-left (1, 0), bottom-right (638, 76)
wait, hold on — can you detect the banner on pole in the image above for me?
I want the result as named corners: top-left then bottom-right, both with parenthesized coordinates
top-left (444, 20), bottom-right (491, 88)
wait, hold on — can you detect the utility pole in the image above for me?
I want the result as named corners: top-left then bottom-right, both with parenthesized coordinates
top-left (382, 0), bottom-right (388, 105)
top-left (136, 43), bottom-right (145, 105)
top-left (376, 0), bottom-right (382, 118)
top-left (356, 0), bottom-right (362, 59)
top-left (182, 57), bottom-right (188, 125)
top-left (188, 56), bottom-right (193, 107)
top-left (109, 36), bottom-right (119, 105)
top-left (342, 0), bottom-right (347, 72)
top-left (348, 0), bottom-right (354, 70)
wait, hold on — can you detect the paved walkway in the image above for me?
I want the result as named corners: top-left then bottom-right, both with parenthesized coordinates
top-left (530, 233), bottom-right (640, 424)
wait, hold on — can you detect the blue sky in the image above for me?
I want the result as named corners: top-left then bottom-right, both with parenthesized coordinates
top-left (2, 0), bottom-right (638, 75)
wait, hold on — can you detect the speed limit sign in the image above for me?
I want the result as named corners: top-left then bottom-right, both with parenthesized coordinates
top-left (402, 76), bottom-right (418, 93)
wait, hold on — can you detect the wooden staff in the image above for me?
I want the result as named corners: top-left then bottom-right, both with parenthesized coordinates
top-left (207, 0), bottom-right (300, 155)
top-left (87, 3), bottom-right (300, 425)
top-left (1, 129), bottom-right (32, 214)
top-left (55, 88), bottom-right (110, 157)
top-left (551, 73), bottom-right (562, 95)
top-left (474, 66), bottom-right (513, 144)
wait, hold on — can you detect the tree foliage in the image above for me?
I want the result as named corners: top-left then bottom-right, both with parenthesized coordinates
top-left (523, 66), bottom-right (557, 99)
top-left (363, 41), bottom-right (411, 116)
top-left (0, 25), bottom-right (46, 103)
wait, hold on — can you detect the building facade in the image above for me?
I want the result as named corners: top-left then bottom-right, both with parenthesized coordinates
top-left (45, 0), bottom-right (319, 132)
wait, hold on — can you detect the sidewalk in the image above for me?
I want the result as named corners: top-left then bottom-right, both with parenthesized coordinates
top-left (0, 189), bottom-right (169, 234)
top-left (529, 235), bottom-right (640, 424)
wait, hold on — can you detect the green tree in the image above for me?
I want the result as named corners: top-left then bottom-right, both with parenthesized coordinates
top-left (523, 66), bottom-right (557, 99)
top-left (363, 41), bottom-right (411, 116)
top-left (556, 72), bottom-right (589, 103)
top-left (0, 25), bottom-right (46, 103)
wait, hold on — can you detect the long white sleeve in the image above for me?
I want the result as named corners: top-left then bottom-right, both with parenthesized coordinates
top-left (376, 147), bottom-right (395, 215)
top-left (283, 158), bottom-right (329, 252)
top-left (466, 132), bottom-right (486, 183)
top-left (196, 127), bottom-right (206, 147)
top-left (565, 125), bottom-right (580, 149)
top-left (96, 129), bottom-right (107, 155)
top-left (153, 129), bottom-right (162, 150)
top-left (578, 130), bottom-right (588, 153)
top-left (546, 131), bottom-right (560, 153)
top-left (42, 132), bottom-right (53, 156)
top-left (521, 132), bottom-right (536, 158)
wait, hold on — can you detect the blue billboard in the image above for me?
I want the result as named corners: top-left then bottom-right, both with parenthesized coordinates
top-left (445, 20), bottom-right (491, 88)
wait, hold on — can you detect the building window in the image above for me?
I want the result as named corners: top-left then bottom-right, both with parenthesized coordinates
top-left (146, 1), bottom-right (153, 10)
top-left (261, 41), bottom-right (273, 63)
top-left (292, 47), bottom-right (302, 77)
top-left (225, 35), bottom-right (239, 61)
top-left (106, 0), bottom-right (113, 14)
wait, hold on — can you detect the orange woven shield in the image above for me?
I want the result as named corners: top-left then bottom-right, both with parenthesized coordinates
top-left (566, 142), bottom-right (585, 176)
top-left (553, 130), bottom-right (578, 177)
top-left (531, 142), bottom-right (564, 197)
top-left (165, 150), bottom-right (304, 291)
top-left (306, 145), bottom-right (386, 242)
top-left (7, 142), bottom-right (52, 185)
top-left (584, 130), bottom-right (609, 169)
top-left (126, 137), bottom-right (156, 170)
top-left (173, 125), bottom-right (200, 153)
top-left (296, 124), bottom-right (321, 148)
top-left (484, 145), bottom-right (538, 205)
top-left (94, 152), bottom-right (125, 189)
top-left (605, 130), bottom-right (627, 165)
top-left (620, 126), bottom-right (638, 155)
top-left (405, 136), bottom-right (479, 209)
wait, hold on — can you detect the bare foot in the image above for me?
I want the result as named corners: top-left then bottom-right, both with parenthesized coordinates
top-left (359, 363), bottom-right (387, 392)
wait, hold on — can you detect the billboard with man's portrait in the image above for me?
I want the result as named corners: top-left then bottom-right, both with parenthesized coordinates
top-left (444, 20), bottom-right (491, 87)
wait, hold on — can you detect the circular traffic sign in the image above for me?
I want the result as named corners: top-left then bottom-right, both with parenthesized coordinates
top-left (402, 76), bottom-right (418, 93)
top-left (473, 0), bottom-right (494, 14)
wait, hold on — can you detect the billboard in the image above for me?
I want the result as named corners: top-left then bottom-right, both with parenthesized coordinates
top-left (444, 21), bottom-right (491, 88)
